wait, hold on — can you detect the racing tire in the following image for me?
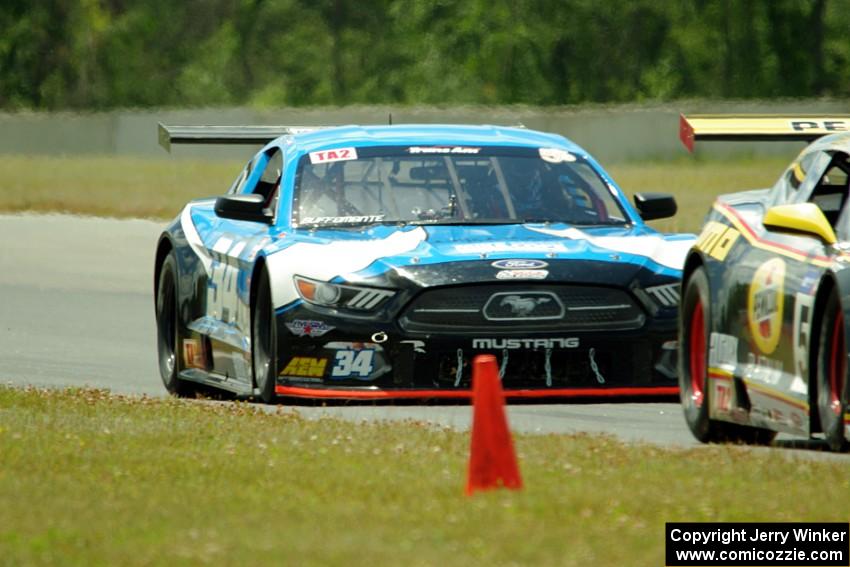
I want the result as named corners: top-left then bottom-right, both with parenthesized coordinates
top-left (252, 267), bottom-right (277, 404)
top-left (679, 267), bottom-right (775, 445)
top-left (156, 251), bottom-right (197, 397)
top-left (680, 267), bottom-right (718, 442)
top-left (816, 290), bottom-right (849, 452)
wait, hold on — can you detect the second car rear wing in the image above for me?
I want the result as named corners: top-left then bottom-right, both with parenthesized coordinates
top-left (157, 123), bottom-right (326, 152)
top-left (679, 114), bottom-right (850, 152)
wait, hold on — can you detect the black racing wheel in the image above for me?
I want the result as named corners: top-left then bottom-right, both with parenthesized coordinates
top-left (155, 251), bottom-right (197, 397)
top-left (816, 289), bottom-right (849, 452)
top-left (679, 266), bottom-right (775, 445)
top-left (252, 266), bottom-right (277, 404)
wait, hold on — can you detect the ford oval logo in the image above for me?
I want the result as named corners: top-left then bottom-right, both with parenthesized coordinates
top-left (491, 259), bottom-right (548, 270)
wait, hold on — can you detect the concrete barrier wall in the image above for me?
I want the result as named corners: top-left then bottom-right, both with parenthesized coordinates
top-left (1, 100), bottom-right (848, 162)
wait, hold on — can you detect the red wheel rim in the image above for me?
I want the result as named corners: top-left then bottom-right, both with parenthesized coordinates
top-left (689, 300), bottom-right (706, 408)
top-left (829, 311), bottom-right (846, 416)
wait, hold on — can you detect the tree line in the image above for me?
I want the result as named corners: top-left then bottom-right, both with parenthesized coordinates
top-left (1, 0), bottom-right (847, 110)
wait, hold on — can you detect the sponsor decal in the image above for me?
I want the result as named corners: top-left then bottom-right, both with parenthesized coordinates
top-left (714, 381), bottom-right (732, 413)
top-left (300, 215), bottom-right (385, 225)
top-left (309, 147), bottom-right (358, 164)
top-left (790, 119), bottom-right (849, 132)
top-left (793, 293), bottom-right (814, 379)
top-left (285, 319), bottom-right (335, 338)
top-left (491, 259), bottom-right (549, 270)
top-left (281, 356), bottom-right (328, 378)
top-left (744, 352), bottom-right (783, 386)
top-left (408, 146), bottom-right (480, 155)
top-left (183, 339), bottom-right (205, 369)
top-left (538, 148), bottom-right (576, 163)
top-left (747, 258), bottom-right (785, 354)
top-left (483, 291), bottom-right (564, 320)
top-left (472, 337), bottom-right (580, 349)
top-left (495, 269), bottom-right (548, 280)
top-left (695, 220), bottom-right (741, 262)
top-left (331, 349), bottom-right (376, 378)
top-left (709, 332), bottom-right (738, 369)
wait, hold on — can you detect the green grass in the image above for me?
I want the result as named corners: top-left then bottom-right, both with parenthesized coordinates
top-left (0, 155), bottom-right (790, 232)
top-left (0, 386), bottom-right (847, 566)
top-left (0, 156), bottom-right (241, 219)
top-left (608, 156), bottom-right (789, 233)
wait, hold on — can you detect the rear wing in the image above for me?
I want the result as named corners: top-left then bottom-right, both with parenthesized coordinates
top-left (157, 123), bottom-right (325, 152)
top-left (679, 114), bottom-right (850, 152)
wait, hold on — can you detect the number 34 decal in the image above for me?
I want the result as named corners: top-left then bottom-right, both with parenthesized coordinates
top-left (331, 349), bottom-right (375, 379)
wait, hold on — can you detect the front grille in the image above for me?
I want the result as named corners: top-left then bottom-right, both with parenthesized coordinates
top-left (399, 284), bottom-right (645, 332)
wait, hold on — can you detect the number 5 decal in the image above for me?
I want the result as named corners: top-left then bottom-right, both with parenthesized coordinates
top-left (331, 350), bottom-right (375, 378)
top-left (793, 293), bottom-right (814, 379)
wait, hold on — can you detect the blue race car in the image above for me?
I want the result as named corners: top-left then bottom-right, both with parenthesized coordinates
top-left (154, 124), bottom-right (694, 402)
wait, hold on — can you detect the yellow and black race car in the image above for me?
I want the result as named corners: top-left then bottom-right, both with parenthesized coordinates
top-left (678, 114), bottom-right (850, 450)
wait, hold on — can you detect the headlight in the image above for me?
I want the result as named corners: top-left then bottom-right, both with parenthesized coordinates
top-left (294, 276), bottom-right (395, 311)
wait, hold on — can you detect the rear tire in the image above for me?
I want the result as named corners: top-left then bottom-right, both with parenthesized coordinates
top-left (155, 251), bottom-right (197, 397)
top-left (252, 268), bottom-right (277, 404)
top-left (679, 267), bottom-right (775, 445)
top-left (816, 290), bottom-right (849, 452)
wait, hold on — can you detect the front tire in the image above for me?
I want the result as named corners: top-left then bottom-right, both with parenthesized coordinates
top-left (155, 251), bottom-right (197, 397)
top-left (680, 267), bottom-right (715, 442)
top-left (252, 267), bottom-right (277, 404)
top-left (816, 290), bottom-right (849, 452)
top-left (679, 267), bottom-right (775, 445)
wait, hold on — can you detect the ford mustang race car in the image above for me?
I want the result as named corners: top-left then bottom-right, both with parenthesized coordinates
top-left (679, 114), bottom-right (850, 450)
top-left (154, 123), bottom-right (693, 402)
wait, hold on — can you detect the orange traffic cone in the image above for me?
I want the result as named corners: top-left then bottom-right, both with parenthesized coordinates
top-left (466, 354), bottom-right (523, 495)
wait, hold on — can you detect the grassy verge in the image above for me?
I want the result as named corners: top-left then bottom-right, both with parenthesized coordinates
top-left (0, 156), bottom-right (242, 219)
top-left (0, 155), bottom-right (790, 233)
top-left (0, 386), bottom-right (847, 566)
top-left (608, 156), bottom-right (789, 234)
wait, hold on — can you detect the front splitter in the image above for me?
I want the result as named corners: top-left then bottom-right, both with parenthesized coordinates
top-left (275, 385), bottom-right (679, 400)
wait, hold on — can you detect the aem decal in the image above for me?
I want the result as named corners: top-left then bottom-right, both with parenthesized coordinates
top-left (747, 258), bottom-right (786, 355)
top-left (281, 357), bottom-right (328, 378)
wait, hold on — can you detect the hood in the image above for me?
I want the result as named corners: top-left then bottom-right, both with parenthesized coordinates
top-left (270, 222), bottom-right (692, 281)
top-left (265, 223), bottom-right (695, 307)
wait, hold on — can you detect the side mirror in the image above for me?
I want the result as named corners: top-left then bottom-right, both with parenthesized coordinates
top-left (214, 194), bottom-right (273, 224)
top-left (763, 203), bottom-right (837, 245)
top-left (634, 192), bottom-right (677, 221)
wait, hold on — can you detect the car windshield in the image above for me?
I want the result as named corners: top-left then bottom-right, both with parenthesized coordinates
top-left (293, 145), bottom-right (629, 227)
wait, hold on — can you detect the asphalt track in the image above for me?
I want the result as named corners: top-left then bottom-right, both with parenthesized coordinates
top-left (1, 213), bottom-right (845, 458)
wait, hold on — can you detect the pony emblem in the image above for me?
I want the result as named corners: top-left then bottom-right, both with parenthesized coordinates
top-left (499, 295), bottom-right (551, 316)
